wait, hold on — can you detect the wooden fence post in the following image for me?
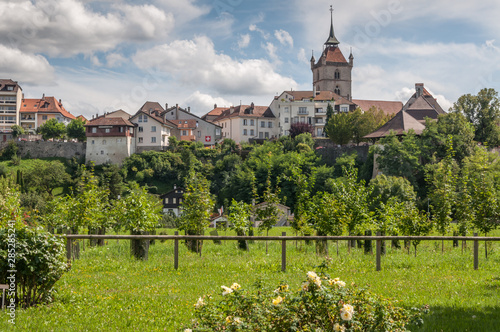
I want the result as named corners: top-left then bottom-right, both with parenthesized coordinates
top-left (281, 232), bottom-right (286, 272)
top-left (66, 237), bottom-right (72, 262)
top-left (174, 231), bottom-right (179, 270)
top-left (376, 232), bottom-right (381, 271)
top-left (473, 232), bottom-right (478, 270)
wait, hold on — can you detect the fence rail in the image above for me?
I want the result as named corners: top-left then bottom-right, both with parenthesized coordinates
top-left (61, 233), bottom-right (500, 272)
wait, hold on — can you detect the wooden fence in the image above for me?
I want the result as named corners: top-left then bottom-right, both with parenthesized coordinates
top-left (63, 232), bottom-right (500, 272)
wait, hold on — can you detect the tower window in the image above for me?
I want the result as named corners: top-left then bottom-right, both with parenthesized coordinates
top-left (334, 86), bottom-right (341, 95)
top-left (335, 70), bottom-right (340, 79)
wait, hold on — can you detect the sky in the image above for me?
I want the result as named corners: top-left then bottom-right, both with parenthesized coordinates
top-left (2, 0), bottom-right (500, 119)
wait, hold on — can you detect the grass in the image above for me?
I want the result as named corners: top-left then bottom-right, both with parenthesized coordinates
top-left (1, 227), bottom-right (499, 331)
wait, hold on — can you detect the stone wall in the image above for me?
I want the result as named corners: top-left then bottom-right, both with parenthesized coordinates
top-left (314, 139), bottom-right (370, 166)
top-left (1, 141), bottom-right (86, 161)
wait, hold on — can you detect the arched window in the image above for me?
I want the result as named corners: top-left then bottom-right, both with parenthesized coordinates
top-left (334, 70), bottom-right (340, 79)
top-left (334, 86), bottom-right (341, 95)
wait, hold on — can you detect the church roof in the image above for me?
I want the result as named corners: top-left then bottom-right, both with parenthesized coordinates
top-left (323, 47), bottom-right (347, 63)
top-left (352, 99), bottom-right (403, 116)
top-left (324, 5), bottom-right (340, 46)
top-left (363, 110), bottom-right (426, 139)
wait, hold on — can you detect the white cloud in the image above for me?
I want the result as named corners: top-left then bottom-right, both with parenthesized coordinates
top-left (262, 42), bottom-right (280, 64)
top-left (0, 0), bottom-right (174, 57)
top-left (238, 34), bottom-right (251, 49)
top-left (132, 36), bottom-right (297, 96)
top-left (183, 91), bottom-right (232, 116)
top-left (106, 53), bottom-right (127, 67)
top-left (275, 29), bottom-right (294, 48)
top-left (249, 23), bottom-right (270, 39)
top-left (0, 45), bottom-right (54, 84)
top-left (297, 48), bottom-right (309, 64)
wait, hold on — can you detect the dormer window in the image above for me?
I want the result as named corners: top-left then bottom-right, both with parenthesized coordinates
top-left (7, 86), bottom-right (13, 91)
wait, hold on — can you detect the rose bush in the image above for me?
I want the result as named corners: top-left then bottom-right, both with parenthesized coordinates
top-left (185, 271), bottom-right (426, 331)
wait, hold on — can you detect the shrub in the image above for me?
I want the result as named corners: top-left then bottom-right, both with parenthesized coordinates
top-left (0, 226), bottom-right (70, 308)
top-left (187, 271), bottom-right (426, 331)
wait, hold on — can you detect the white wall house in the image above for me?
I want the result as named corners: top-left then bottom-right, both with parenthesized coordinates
top-left (204, 103), bottom-right (278, 143)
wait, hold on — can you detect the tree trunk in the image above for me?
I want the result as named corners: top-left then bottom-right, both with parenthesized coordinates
top-left (315, 230), bottom-right (328, 256)
top-left (130, 230), bottom-right (150, 260)
top-left (364, 230), bottom-right (372, 254)
top-left (236, 230), bottom-right (248, 251)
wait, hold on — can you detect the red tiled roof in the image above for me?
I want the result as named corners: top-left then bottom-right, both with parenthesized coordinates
top-left (352, 99), bottom-right (403, 116)
top-left (285, 90), bottom-right (354, 105)
top-left (324, 47), bottom-right (347, 63)
top-left (85, 114), bottom-right (134, 127)
top-left (76, 115), bottom-right (87, 123)
top-left (20, 96), bottom-right (76, 120)
top-left (213, 104), bottom-right (275, 121)
top-left (175, 119), bottom-right (198, 129)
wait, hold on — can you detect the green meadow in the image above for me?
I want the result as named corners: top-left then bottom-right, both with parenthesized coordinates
top-left (1, 228), bottom-right (499, 331)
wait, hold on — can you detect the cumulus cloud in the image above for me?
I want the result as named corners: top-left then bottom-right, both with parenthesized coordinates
top-left (0, 0), bottom-right (174, 57)
top-left (184, 91), bottom-right (232, 116)
top-left (132, 36), bottom-right (297, 96)
top-left (297, 48), bottom-right (309, 64)
top-left (0, 45), bottom-right (54, 84)
top-left (238, 34), bottom-right (251, 49)
top-left (275, 29), bottom-right (294, 47)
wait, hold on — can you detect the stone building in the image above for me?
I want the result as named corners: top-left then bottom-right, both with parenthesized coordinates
top-left (85, 112), bottom-right (136, 165)
top-left (311, 6), bottom-right (353, 101)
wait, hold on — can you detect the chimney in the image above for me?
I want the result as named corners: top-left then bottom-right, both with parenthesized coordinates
top-left (165, 103), bottom-right (168, 109)
top-left (176, 103), bottom-right (179, 110)
top-left (250, 102), bottom-right (254, 109)
top-left (214, 103), bottom-right (217, 109)
top-left (59, 99), bottom-right (62, 105)
top-left (42, 93), bottom-right (45, 100)
top-left (188, 106), bottom-right (191, 113)
top-left (415, 83), bottom-right (424, 98)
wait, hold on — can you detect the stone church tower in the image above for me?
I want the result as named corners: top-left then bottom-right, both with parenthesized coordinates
top-left (311, 6), bottom-right (353, 101)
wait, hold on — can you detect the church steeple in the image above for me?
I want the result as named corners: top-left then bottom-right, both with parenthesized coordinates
top-left (324, 5), bottom-right (340, 47)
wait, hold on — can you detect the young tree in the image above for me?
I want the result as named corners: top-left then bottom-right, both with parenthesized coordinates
top-left (38, 118), bottom-right (66, 140)
top-left (256, 175), bottom-right (283, 253)
top-left (66, 118), bottom-right (86, 141)
top-left (178, 172), bottom-right (215, 253)
top-left (228, 198), bottom-right (253, 251)
top-left (112, 186), bottom-right (163, 260)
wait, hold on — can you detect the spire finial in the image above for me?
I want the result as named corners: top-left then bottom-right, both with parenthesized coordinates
top-left (325, 4), bottom-right (340, 47)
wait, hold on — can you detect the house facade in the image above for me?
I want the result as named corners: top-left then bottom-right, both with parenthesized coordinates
top-left (130, 102), bottom-right (177, 153)
top-left (160, 186), bottom-right (184, 216)
top-left (20, 95), bottom-right (76, 132)
top-left (164, 104), bottom-right (222, 146)
top-left (0, 79), bottom-right (23, 139)
top-left (85, 113), bottom-right (136, 165)
top-left (269, 90), bottom-right (355, 138)
top-left (206, 103), bottom-right (278, 143)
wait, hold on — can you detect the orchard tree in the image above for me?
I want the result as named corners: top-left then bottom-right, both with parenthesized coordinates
top-left (228, 198), bottom-right (253, 251)
top-left (38, 118), bottom-right (66, 140)
top-left (66, 118), bottom-right (86, 141)
top-left (112, 186), bottom-right (162, 260)
top-left (179, 172), bottom-right (215, 253)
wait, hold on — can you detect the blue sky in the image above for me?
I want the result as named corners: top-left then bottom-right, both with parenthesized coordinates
top-left (2, 0), bottom-right (500, 119)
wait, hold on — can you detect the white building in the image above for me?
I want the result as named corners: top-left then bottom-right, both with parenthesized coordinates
top-left (203, 103), bottom-right (278, 143)
top-left (85, 112), bottom-right (136, 165)
top-left (130, 102), bottom-right (177, 153)
top-left (270, 90), bottom-right (355, 137)
top-left (0, 79), bottom-right (23, 139)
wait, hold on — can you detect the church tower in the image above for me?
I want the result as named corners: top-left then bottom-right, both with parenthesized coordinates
top-left (311, 6), bottom-right (353, 101)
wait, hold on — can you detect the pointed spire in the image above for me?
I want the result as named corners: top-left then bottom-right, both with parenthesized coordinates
top-left (325, 5), bottom-right (340, 47)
